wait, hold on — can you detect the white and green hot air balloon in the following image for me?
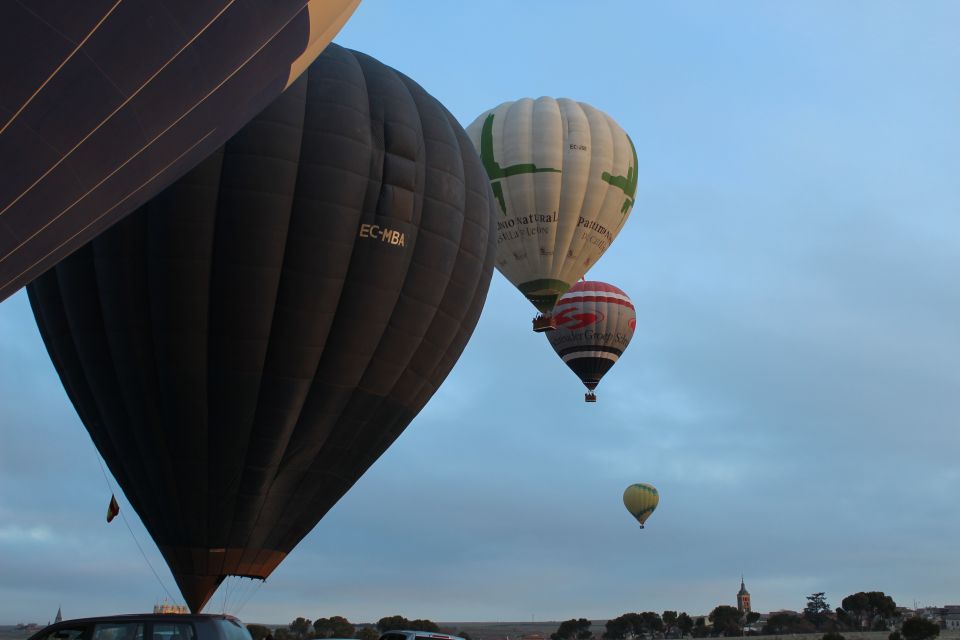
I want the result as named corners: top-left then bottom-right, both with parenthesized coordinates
top-left (466, 97), bottom-right (638, 331)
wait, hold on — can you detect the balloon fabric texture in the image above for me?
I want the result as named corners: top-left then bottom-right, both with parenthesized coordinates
top-left (466, 98), bottom-right (638, 320)
top-left (623, 483), bottom-right (659, 528)
top-left (28, 44), bottom-right (497, 613)
top-left (0, 0), bottom-right (361, 302)
top-left (545, 280), bottom-right (635, 401)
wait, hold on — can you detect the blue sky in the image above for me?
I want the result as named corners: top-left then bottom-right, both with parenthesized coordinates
top-left (2, 0), bottom-right (960, 626)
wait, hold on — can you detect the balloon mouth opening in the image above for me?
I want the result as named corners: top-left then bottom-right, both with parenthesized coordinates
top-left (532, 314), bottom-right (556, 332)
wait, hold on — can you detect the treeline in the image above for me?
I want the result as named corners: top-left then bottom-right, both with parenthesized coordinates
top-left (549, 591), bottom-right (942, 640)
top-left (247, 615), bottom-right (473, 640)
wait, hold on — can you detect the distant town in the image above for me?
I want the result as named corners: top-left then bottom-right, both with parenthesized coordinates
top-left (242, 579), bottom-right (958, 640)
top-left (5, 580), bottom-right (958, 640)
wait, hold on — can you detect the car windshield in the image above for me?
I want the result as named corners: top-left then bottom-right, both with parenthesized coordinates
top-left (92, 623), bottom-right (144, 640)
top-left (39, 628), bottom-right (86, 640)
top-left (152, 623), bottom-right (196, 640)
top-left (215, 620), bottom-right (252, 640)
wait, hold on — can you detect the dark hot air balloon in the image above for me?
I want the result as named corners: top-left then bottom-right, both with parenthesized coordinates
top-left (0, 0), bottom-right (361, 302)
top-left (545, 280), bottom-right (635, 402)
top-left (28, 43), bottom-right (496, 613)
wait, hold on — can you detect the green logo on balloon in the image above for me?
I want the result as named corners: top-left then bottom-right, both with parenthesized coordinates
top-left (601, 134), bottom-right (638, 215)
top-left (479, 113), bottom-right (561, 215)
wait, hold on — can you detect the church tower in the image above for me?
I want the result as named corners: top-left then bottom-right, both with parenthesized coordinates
top-left (737, 576), bottom-right (751, 614)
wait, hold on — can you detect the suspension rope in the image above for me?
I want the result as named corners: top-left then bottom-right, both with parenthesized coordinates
top-left (235, 578), bottom-right (266, 616)
top-left (92, 451), bottom-right (178, 604)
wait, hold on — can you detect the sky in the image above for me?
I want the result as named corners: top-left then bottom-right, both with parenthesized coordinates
top-left (2, 0), bottom-right (960, 627)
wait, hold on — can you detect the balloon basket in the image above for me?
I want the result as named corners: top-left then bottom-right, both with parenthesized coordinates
top-left (532, 314), bottom-right (556, 332)
top-left (584, 392), bottom-right (597, 403)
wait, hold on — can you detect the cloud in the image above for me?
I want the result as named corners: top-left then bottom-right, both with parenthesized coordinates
top-left (0, 525), bottom-right (55, 544)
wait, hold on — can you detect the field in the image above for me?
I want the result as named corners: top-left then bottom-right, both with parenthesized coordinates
top-left (441, 626), bottom-right (960, 640)
top-left (0, 627), bottom-right (40, 640)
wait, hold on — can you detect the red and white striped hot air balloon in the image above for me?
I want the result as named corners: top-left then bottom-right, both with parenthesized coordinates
top-left (545, 280), bottom-right (635, 402)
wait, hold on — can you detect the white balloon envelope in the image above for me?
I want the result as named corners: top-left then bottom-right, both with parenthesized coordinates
top-left (466, 97), bottom-right (637, 330)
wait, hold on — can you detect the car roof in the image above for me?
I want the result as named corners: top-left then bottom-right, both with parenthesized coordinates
top-left (48, 614), bottom-right (240, 625)
top-left (383, 633), bottom-right (465, 640)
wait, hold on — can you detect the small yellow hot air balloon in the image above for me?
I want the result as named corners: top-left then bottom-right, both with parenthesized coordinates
top-left (623, 483), bottom-right (659, 528)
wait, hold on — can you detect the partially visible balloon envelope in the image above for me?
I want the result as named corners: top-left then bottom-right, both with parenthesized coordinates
top-left (623, 483), bottom-right (659, 528)
top-left (0, 0), bottom-right (362, 302)
top-left (545, 281), bottom-right (635, 402)
top-left (465, 98), bottom-right (638, 331)
top-left (27, 44), bottom-right (496, 613)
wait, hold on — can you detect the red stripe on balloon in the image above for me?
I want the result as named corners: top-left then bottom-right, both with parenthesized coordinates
top-left (568, 280), bottom-right (629, 296)
top-left (556, 295), bottom-right (634, 309)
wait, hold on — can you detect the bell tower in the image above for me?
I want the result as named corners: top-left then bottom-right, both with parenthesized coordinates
top-left (737, 575), bottom-right (751, 614)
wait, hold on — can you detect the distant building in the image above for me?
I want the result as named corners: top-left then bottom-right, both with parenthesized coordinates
top-left (945, 614), bottom-right (960, 631)
top-left (737, 577), bottom-right (751, 614)
top-left (153, 602), bottom-right (188, 614)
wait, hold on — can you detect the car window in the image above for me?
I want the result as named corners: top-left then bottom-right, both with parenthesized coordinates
top-left (92, 623), bottom-right (144, 640)
top-left (152, 623), bottom-right (196, 640)
top-left (381, 634), bottom-right (407, 640)
top-left (215, 619), bottom-right (253, 640)
top-left (38, 627), bottom-right (86, 640)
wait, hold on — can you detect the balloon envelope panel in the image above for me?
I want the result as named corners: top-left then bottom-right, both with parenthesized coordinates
top-left (27, 43), bottom-right (496, 613)
top-left (546, 280), bottom-right (635, 392)
top-left (0, 0), bottom-right (361, 302)
top-left (466, 98), bottom-right (637, 313)
top-left (623, 483), bottom-right (659, 526)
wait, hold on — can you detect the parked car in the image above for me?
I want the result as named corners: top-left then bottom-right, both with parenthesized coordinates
top-left (27, 614), bottom-right (253, 640)
top-left (378, 632), bottom-right (466, 640)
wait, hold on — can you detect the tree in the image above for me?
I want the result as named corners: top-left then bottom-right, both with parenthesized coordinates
top-left (889, 632), bottom-right (903, 640)
top-left (378, 618), bottom-right (410, 633)
top-left (603, 613), bottom-right (663, 640)
top-left (762, 613), bottom-right (815, 635)
top-left (314, 617), bottom-right (354, 639)
top-left (807, 593), bottom-right (832, 615)
top-left (677, 614), bottom-right (694, 637)
top-left (663, 612), bottom-right (679, 637)
top-left (840, 592), bottom-right (898, 630)
top-left (377, 618), bottom-right (439, 634)
top-left (744, 613), bottom-right (760, 628)
top-left (835, 608), bottom-right (854, 631)
top-left (357, 628), bottom-right (379, 640)
top-left (554, 619), bottom-right (594, 640)
top-left (642, 613), bottom-right (664, 635)
top-left (290, 619), bottom-right (313, 640)
top-left (901, 618), bottom-right (940, 640)
top-left (604, 614), bottom-right (639, 640)
top-left (275, 630), bottom-right (293, 640)
top-left (805, 593), bottom-right (833, 631)
top-left (247, 626), bottom-right (270, 640)
top-left (709, 606), bottom-right (742, 637)
top-left (691, 618), bottom-right (708, 639)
